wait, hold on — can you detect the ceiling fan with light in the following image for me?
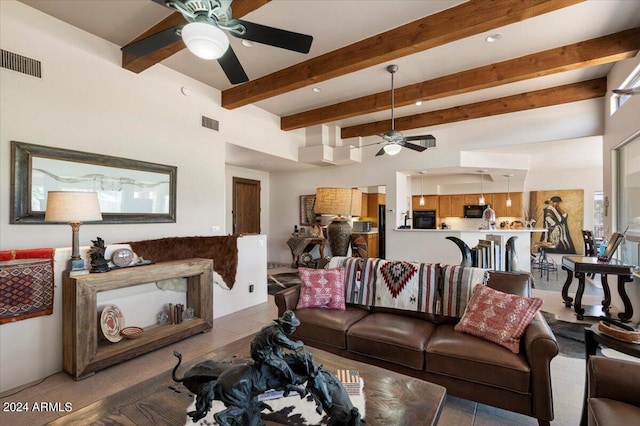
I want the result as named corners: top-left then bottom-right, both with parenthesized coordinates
top-left (373, 64), bottom-right (436, 156)
top-left (121, 0), bottom-right (313, 84)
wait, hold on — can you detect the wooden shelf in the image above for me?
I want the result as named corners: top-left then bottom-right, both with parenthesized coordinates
top-left (63, 259), bottom-right (213, 379)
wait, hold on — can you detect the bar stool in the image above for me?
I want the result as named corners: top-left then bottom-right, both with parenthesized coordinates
top-left (533, 241), bottom-right (558, 281)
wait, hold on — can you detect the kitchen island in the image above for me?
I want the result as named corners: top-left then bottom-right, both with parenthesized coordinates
top-left (387, 228), bottom-right (547, 272)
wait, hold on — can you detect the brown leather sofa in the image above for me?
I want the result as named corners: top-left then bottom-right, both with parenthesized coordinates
top-left (587, 356), bottom-right (640, 425)
top-left (275, 268), bottom-right (559, 426)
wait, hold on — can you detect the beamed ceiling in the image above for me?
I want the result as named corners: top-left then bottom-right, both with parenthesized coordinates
top-left (18, 0), bottom-right (640, 170)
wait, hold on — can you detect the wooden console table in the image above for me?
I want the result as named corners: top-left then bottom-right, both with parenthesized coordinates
top-left (63, 258), bottom-right (213, 379)
top-left (561, 256), bottom-right (635, 321)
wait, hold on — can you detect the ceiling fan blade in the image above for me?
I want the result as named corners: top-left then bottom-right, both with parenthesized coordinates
top-left (218, 45), bottom-right (249, 84)
top-left (403, 142), bottom-right (427, 152)
top-left (227, 19), bottom-right (313, 53)
top-left (121, 25), bottom-right (183, 57)
top-left (375, 147), bottom-right (386, 156)
top-left (404, 134), bottom-right (435, 143)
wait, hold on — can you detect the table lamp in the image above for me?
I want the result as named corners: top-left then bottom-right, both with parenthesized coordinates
top-left (314, 188), bottom-right (362, 256)
top-left (45, 191), bottom-right (102, 270)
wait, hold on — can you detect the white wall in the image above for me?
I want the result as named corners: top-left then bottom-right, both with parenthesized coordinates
top-left (0, 1), bottom-right (285, 391)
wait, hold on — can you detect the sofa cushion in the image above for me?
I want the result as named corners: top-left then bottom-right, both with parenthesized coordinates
top-left (426, 324), bottom-right (531, 393)
top-left (347, 313), bottom-right (436, 370)
top-left (454, 284), bottom-right (542, 353)
top-left (297, 267), bottom-right (346, 310)
top-left (589, 398), bottom-right (640, 426)
top-left (293, 307), bottom-right (369, 349)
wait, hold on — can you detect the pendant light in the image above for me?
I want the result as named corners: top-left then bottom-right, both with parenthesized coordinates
top-left (504, 174), bottom-right (513, 208)
top-left (419, 173), bottom-right (425, 206)
top-left (478, 170), bottom-right (486, 206)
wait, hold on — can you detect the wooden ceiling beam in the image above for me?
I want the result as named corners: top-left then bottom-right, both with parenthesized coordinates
top-left (222, 0), bottom-right (584, 109)
top-left (122, 0), bottom-right (270, 74)
top-left (282, 28), bottom-right (639, 131)
top-left (340, 78), bottom-right (607, 139)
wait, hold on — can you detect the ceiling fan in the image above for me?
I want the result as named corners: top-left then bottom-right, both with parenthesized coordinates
top-left (612, 87), bottom-right (640, 96)
top-left (372, 64), bottom-right (436, 156)
top-left (121, 0), bottom-right (313, 84)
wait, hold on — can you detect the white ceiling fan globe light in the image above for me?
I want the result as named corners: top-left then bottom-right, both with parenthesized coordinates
top-left (383, 143), bottom-right (402, 156)
top-left (182, 22), bottom-right (229, 60)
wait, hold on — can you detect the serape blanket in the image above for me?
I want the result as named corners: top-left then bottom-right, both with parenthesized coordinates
top-left (0, 248), bottom-right (56, 324)
top-left (331, 257), bottom-right (439, 314)
top-left (440, 264), bottom-right (489, 318)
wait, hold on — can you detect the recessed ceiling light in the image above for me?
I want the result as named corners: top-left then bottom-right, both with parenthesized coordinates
top-left (241, 39), bottom-right (253, 47)
top-left (312, 87), bottom-right (322, 93)
top-left (415, 100), bottom-right (423, 106)
top-left (485, 33), bottom-right (502, 43)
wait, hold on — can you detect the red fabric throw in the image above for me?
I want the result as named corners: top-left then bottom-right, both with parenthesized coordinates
top-left (0, 248), bottom-right (56, 324)
top-left (454, 285), bottom-right (542, 353)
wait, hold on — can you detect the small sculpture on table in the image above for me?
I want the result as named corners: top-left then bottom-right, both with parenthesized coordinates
top-left (172, 310), bottom-right (364, 426)
top-left (89, 237), bottom-right (110, 273)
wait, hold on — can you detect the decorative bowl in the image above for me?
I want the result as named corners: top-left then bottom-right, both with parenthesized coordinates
top-left (120, 326), bottom-right (144, 339)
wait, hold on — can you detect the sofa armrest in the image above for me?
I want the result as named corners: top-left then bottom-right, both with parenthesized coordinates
top-left (522, 311), bottom-right (559, 421)
top-left (589, 356), bottom-right (640, 407)
top-left (274, 285), bottom-right (301, 316)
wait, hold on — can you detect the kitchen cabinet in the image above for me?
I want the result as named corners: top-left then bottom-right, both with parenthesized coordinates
top-left (360, 193), bottom-right (369, 217)
top-left (412, 195), bottom-right (438, 211)
top-left (451, 195), bottom-right (466, 217)
top-left (493, 192), bottom-right (523, 217)
top-left (438, 195), bottom-right (452, 217)
top-left (464, 193), bottom-right (481, 205)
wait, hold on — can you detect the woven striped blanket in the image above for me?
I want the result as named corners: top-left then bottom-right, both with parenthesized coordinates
top-left (329, 257), bottom-right (488, 317)
top-left (440, 264), bottom-right (489, 318)
top-left (330, 257), bottom-right (439, 314)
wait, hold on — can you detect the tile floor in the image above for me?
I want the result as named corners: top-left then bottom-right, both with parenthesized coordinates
top-left (0, 263), bottom-right (611, 425)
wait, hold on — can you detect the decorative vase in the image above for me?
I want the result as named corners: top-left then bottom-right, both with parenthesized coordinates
top-left (327, 218), bottom-right (351, 257)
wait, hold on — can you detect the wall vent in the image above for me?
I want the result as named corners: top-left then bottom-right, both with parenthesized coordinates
top-left (201, 115), bottom-right (219, 131)
top-left (1, 49), bottom-right (41, 78)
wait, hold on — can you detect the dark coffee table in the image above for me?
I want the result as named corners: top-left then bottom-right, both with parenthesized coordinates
top-left (47, 334), bottom-right (446, 425)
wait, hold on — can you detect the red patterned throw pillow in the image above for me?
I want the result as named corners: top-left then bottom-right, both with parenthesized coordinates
top-left (296, 267), bottom-right (346, 310)
top-left (454, 285), bottom-right (542, 353)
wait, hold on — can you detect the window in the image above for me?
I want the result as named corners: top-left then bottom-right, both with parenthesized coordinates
top-left (593, 191), bottom-right (604, 239)
top-left (616, 134), bottom-right (640, 267)
top-left (611, 64), bottom-right (640, 114)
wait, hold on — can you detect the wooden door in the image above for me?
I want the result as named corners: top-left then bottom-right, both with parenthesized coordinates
top-left (232, 177), bottom-right (260, 234)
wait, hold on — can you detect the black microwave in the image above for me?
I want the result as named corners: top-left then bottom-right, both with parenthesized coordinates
top-left (464, 205), bottom-right (485, 218)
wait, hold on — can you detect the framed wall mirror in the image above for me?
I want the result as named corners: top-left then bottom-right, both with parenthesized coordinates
top-left (11, 141), bottom-right (177, 224)
top-left (299, 194), bottom-right (317, 225)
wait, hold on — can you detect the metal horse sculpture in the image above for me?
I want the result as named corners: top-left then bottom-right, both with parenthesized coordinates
top-left (172, 349), bottom-right (364, 425)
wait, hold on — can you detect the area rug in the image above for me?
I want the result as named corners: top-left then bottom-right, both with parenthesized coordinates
top-left (542, 311), bottom-right (599, 359)
top-left (0, 248), bottom-right (55, 324)
top-left (268, 272), bottom-right (302, 295)
top-left (185, 382), bottom-right (365, 426)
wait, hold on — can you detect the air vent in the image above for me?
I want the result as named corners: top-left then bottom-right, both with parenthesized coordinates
top-left (201, 115), bottom-right (219, 131)
top-left (1, 49), bottom-right (41, 78)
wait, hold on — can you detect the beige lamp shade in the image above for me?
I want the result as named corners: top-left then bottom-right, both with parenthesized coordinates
top-left (314, 188), bottom-right (362, 217)
top-left (45, 191), bottom-right (102, 223)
